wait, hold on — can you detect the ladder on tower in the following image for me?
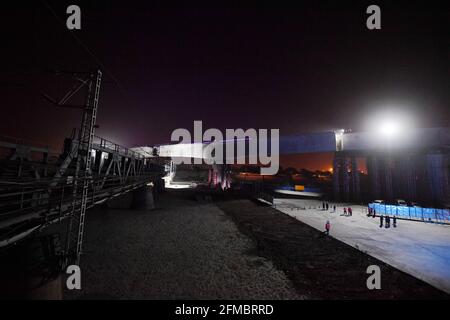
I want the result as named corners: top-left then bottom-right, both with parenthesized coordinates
top-left (65, 70), bottom-right (102, 266)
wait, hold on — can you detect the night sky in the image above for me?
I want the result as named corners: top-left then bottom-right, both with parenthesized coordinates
top-left (1, 1), bottom-right (448, 170)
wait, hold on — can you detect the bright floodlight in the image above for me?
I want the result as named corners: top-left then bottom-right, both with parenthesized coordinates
top-left (379, 121), bottom-right (399, 136)
top-left (366, 107), bottom-right (416, 138)
top-left (365, 107), bottom-right (417, 148)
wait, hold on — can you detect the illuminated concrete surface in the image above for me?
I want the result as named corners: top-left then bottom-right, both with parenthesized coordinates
top-left (273, 198), bottom-right (450, 294)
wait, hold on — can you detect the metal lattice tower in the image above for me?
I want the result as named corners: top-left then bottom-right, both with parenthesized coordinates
top-left (65, 70), bottom-right (102, 266)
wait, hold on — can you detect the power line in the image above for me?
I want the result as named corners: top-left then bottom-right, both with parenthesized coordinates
top-left (39, 0), bottom-right (125, 92)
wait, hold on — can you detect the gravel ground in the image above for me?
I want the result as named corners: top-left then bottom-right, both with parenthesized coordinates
top-left (4, 188), bottom-right (446, 299)
top-left (64, 190), bottom-right (302, 299)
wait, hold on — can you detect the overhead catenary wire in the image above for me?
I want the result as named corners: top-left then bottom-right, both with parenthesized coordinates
top-left (39, 0), bottom-right (125, 93)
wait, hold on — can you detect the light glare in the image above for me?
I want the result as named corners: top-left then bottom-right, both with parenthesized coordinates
top-left (379, 121), bottom-right (399, 136)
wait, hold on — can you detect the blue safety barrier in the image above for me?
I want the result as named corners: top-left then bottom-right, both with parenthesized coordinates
top-left (368, 203), bottom-right (450, 224)
top-left (277, 185), bottom-right (295, 191)
top-left (276, 185), bottom-right (322, 193)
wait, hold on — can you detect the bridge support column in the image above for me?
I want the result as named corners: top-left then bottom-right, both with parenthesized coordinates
top-left (332, 155), bottom-right (341, 201)
top-left (333, 154), bottom-right (358, 202)
top-left (210, 164), bottom-right (231, 190)
top-left (342, 157), bottom-right (351, 202)
top-left (132, 185), bottom-right (155, 210)
top-left (426, 152), bottom-right (450, 206)
top-left (350, 156), bottom-right (361, 202)
top-left (397, 154), bottom-right (417, 202)
top-left (383, 156), bottom-right (394, 202)
top-left (406, 156), bottom-right (418, 201)
top-left (106, 185), bottom-right (155, 210)
top-left (210, 164), bottom-right (220, 188)
top-left (367, 155), bottom-right (381, 200)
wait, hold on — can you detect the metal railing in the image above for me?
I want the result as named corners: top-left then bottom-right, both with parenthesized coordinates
top-left (0, 134), bottom-right (164, 248)
top-left (368, 203), bottom-right (450, 224)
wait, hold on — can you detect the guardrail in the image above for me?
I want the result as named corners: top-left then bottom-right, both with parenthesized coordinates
top-left (0, 133), bottom-right (165, 247)
top-left (93, 136), bottom-right (146, 160)
top-left (368, 203), bottom-right (450, 224)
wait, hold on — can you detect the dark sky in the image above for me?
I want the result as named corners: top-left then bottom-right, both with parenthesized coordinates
top-left (1, 1), bottom-right (448, 169)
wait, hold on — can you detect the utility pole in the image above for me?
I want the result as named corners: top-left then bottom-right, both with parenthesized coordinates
top-left (64, 70), bottom-right (102, 266)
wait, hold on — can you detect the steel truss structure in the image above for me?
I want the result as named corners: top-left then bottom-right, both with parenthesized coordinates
top-left (0, 70), bottom-right (163, 266)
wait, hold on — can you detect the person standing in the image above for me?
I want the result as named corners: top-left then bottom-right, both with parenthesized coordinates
top-left (393, 216), bottom-right (397, 228)
top-left (333, 205), bottom-right (336, 212)
top-left (379, 215), bottom-right (383, 228)
top-left (348, 207), bottom-right (352, 216)
top-left (343, 207), bottom-right (347, 216)
top-left (325, 220), bottom-right (331, 235)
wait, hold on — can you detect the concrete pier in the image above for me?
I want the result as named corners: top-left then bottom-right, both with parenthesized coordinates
top-left (334, 151), bottom-right (450, 206)
top-left (106, 186), bottom-right (155, 210)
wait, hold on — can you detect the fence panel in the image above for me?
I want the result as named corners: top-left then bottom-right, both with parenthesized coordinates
top-left (367, 202), bottom-right (449, 224)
